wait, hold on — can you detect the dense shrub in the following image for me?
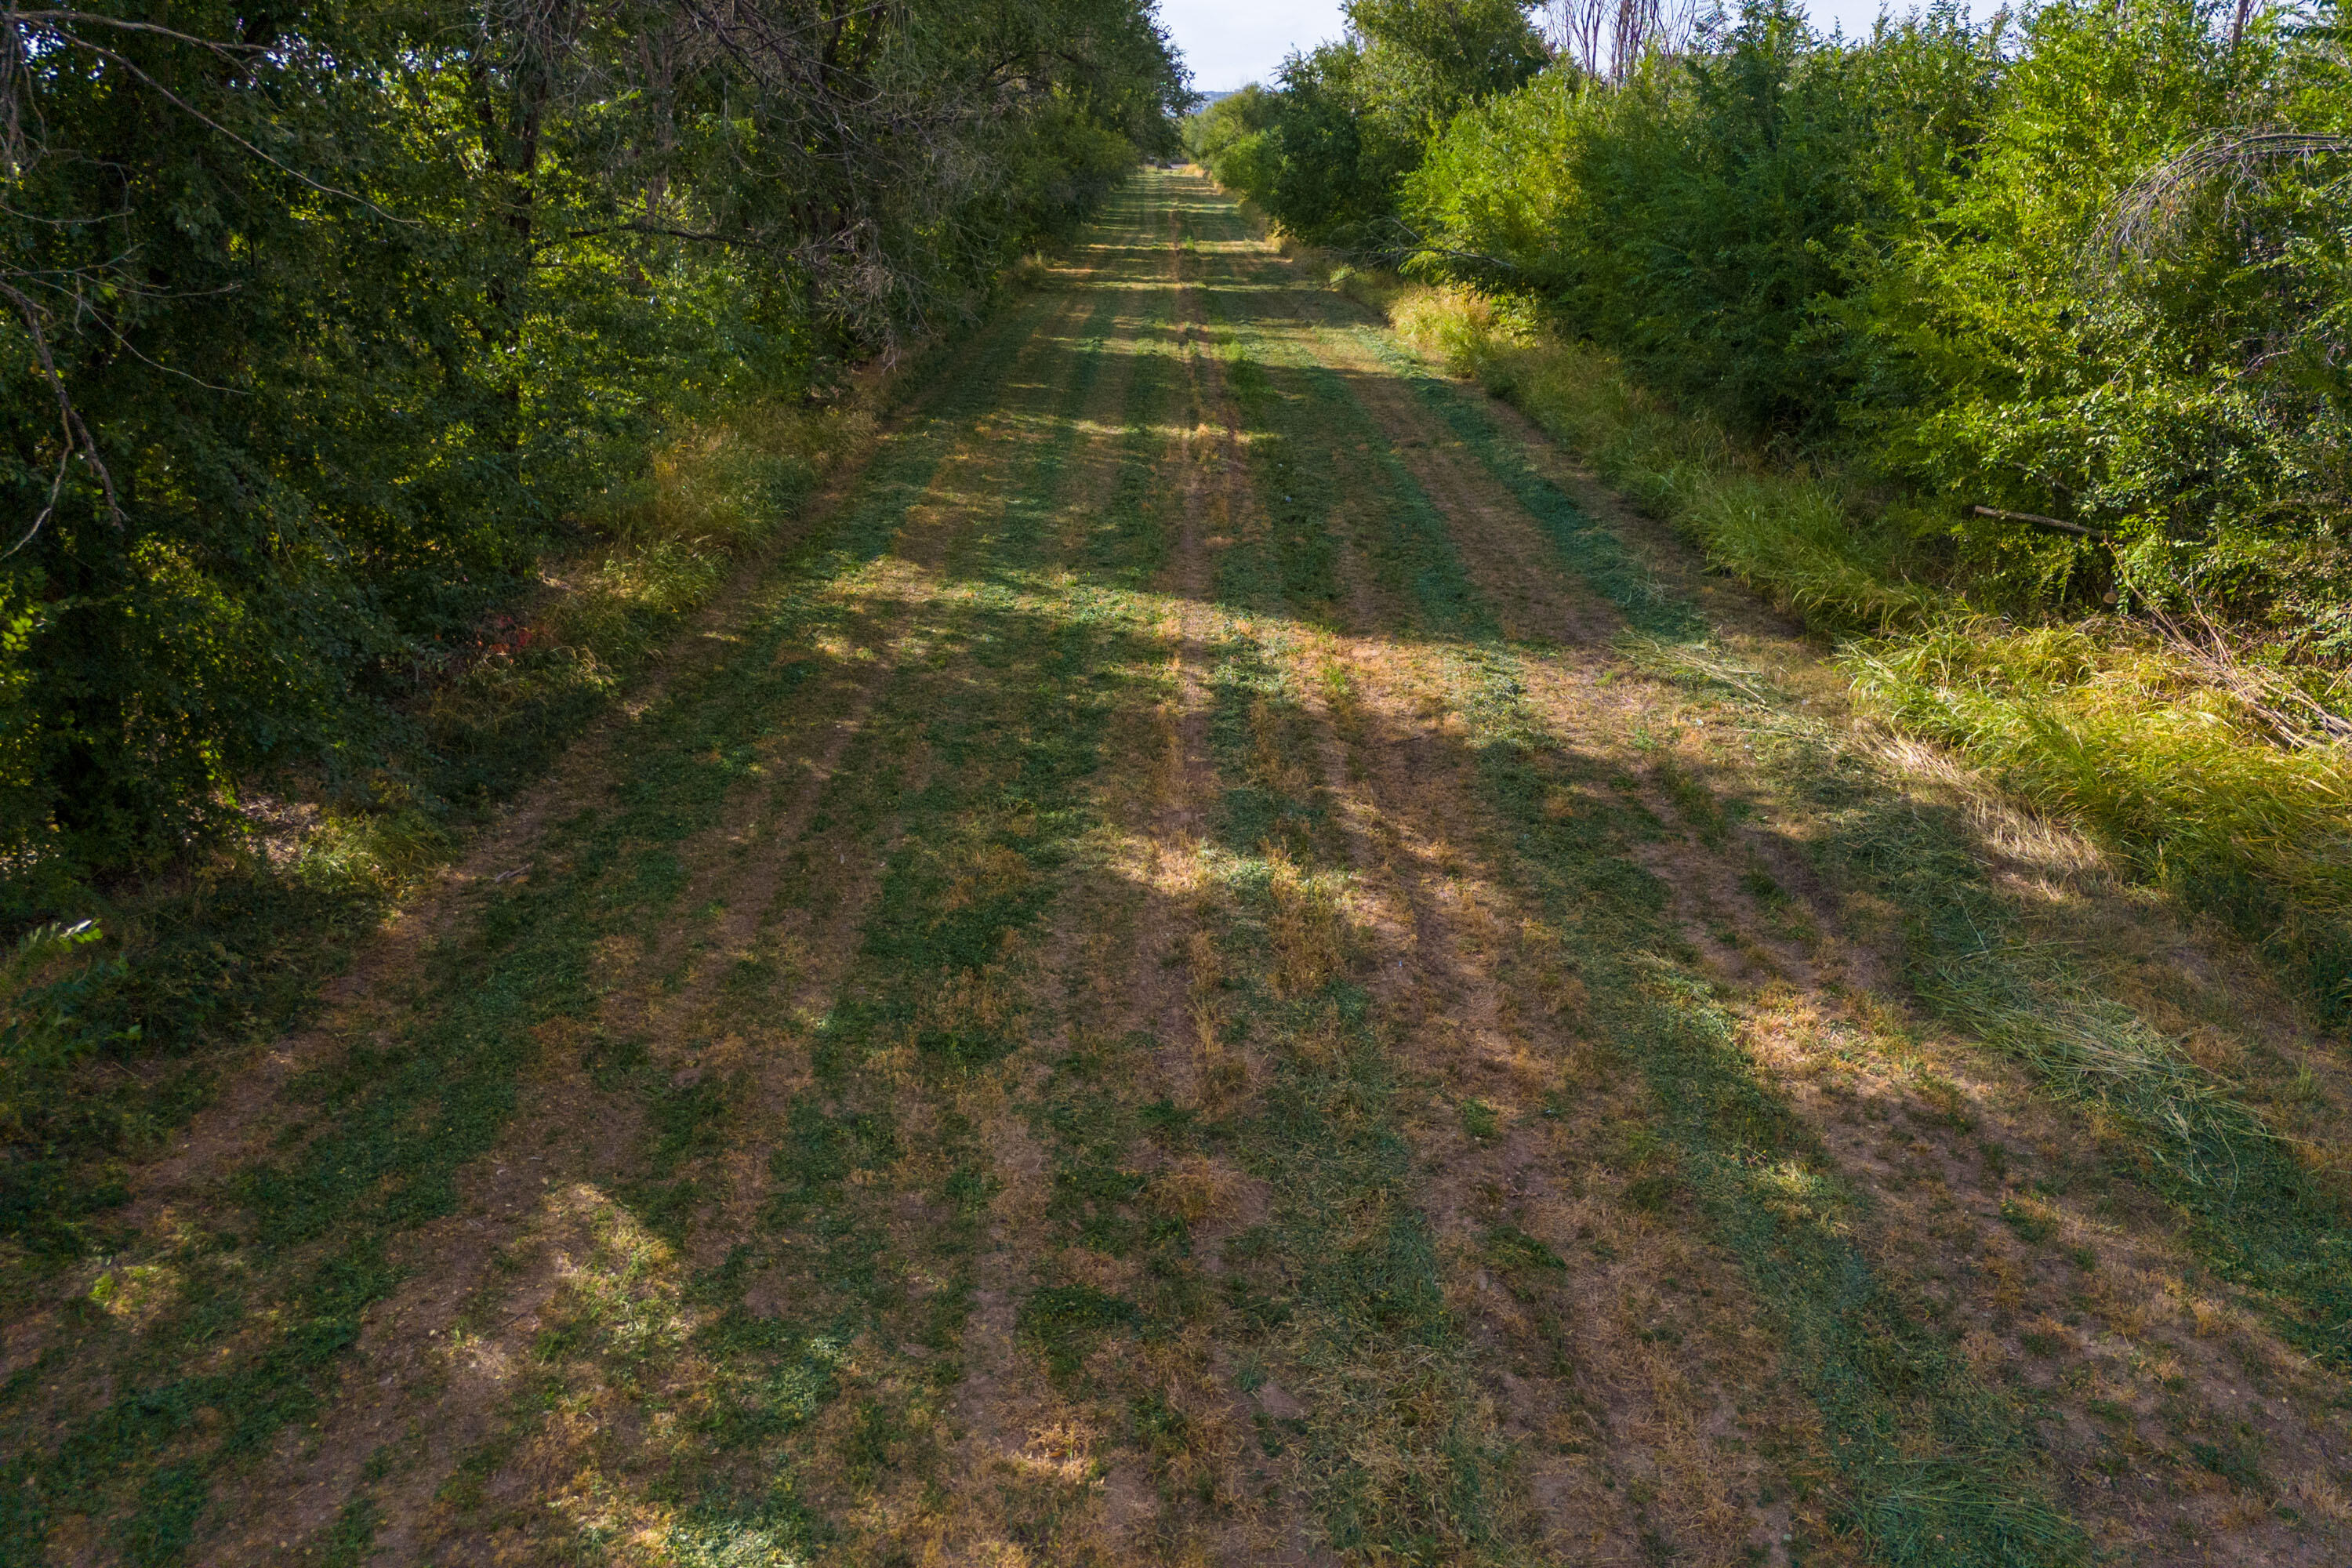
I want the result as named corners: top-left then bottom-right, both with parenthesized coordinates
top-left (1838, 2), bottom-right (2352, 630)
top-left (0, 1), bottom-right (1185, 1258)
top-left (1408, 3), bottom-right (2004, 432)
top-left (1203, 0), bottom-right (2352, 1013)
top-left (0, 0), bottom-right (1186, 893)
top-left (1214, 0), bottom-right (2350, 637)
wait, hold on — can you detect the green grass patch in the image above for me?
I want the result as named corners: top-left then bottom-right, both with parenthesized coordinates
top-left (1018, 1283), bottom-right (1144, 1377)
top-left (1270, 281), bottom-right (2093, 1564)
top-left (1354, 287), bottom-right (2352, 1372)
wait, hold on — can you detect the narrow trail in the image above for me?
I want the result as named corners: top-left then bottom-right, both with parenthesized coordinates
top-left (8, 172), bottom-right (2352, 1568)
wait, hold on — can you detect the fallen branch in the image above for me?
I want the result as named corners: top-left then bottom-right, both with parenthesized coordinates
top-left (1971, 504), bottom-right (2112, 543)
top-left (1403, 242), bottom-right (1521, 273)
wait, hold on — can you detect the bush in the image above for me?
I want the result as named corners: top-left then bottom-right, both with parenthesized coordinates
top-left (0, 0), bottom-right (1190, 889)
top-left (1401, 0), bottom-right (2351, 633)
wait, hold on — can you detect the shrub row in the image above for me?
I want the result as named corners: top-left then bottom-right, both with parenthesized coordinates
top-left (1192, 0), bottom-right (2352, 1014)
top-left (0, 0), bottom-right (1187, 894)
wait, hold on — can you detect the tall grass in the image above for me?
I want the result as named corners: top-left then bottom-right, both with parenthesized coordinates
top-left (1357, 270), bottom-right (2352, 1019)
top-left (1851, 622), bottom-right (2352, 1008)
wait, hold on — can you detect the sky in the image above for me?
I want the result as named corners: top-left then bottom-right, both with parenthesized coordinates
top-left (1164, 0), bottom-right (1904, 92)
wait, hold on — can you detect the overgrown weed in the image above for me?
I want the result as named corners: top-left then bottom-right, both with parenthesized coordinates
top-left (1849, 621), bottom-right (2352, 1009)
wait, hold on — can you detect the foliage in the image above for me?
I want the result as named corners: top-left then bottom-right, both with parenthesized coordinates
top-left (0, 0), bottom-right (1187, 887)
top-left (1408, 2), bottom-right (2009, 433)
top-left (1221, 0), bottom-right (2350, 634)
top-left (1210, 0), bottom-right (2352, 1010)
top-left (1840, 4), bottom-right (2352, 624)
top-left (0, 0), bottom-right (1182, 1273)
top-left (1185, 84), bottom-right (1284, 183)
top-left (1189, 0), bottom-right (1544, 249)
top-left (0, 919), bottom-right (137, 1251)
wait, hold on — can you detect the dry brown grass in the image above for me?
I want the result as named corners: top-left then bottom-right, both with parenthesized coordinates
top-left (1149, 1155), bottom-right (1240, 1225)
top-left (1263, 842), bottom-right (1348, 999)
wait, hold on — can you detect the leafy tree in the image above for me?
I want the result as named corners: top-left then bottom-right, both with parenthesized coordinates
top-left (1835, 0), bottom-right (2349, 615)
top-left (0, 0), bottom-right (1186, 887)
top-left (1350, 0), bottom-right (1553, 125)
top-left (1186, 83), bottom-right (1283, 168)
top-left (1191, 0), bottom-right (1545, 248)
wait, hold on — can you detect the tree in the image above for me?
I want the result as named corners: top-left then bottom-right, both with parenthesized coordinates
top-left (0, 0), bottom-right (1187, 884)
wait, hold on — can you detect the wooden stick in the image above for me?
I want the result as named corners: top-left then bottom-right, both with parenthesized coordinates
top-left (1970, 504), bottom-right (2112, 543)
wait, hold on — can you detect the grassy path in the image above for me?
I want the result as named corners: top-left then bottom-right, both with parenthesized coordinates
top-left (6, 171), bottom-right (2352, 1567)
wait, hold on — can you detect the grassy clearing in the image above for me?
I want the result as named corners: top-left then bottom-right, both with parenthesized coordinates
top-left (0, 263), bottom-right (1073, 1562)
top-left (7, 171), bottom-right (2350, 1566)
top-left (1334, 269), bottom-right (2352, 1025)
top-left (399, 189), bottom-right (1221, 1562)
top-left (1356, 278), bottom-right (2352, 1543)
top-left (1192, 201), bottom-right (1540, 1559)
top-left (1627, 635), bottom-right (2352, 1374)
top-left (1848, 623), bottom-right (2352, 1012)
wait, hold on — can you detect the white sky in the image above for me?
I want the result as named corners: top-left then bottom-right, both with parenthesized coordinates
top-left (1165, 0), bottom-right (1908, 92)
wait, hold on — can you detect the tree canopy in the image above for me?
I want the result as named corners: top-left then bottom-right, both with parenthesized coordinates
top-left (0, 0), bottom-right (1186, 887)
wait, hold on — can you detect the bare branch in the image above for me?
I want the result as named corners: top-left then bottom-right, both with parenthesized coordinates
top-left (2089, 129), bottom-right (2352, 276)
top-left (1971, 503), bottom-right (2114, 542)
top-left (0, 276), bottom-right (119, 561)
top-left (6, 9), bottom-right (265, 53)
top-left (24, 24), bottom-right (419, 224)
top-left (1546, 0), bottom-right (1699, 82)
top-left (2143, 596), bottom-right (2352, 750)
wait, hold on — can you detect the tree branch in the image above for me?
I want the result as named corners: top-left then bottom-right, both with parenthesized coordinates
top-left (0, 275), bottom-right (121, 561)
top-left (1970, 504), bottom-right (2112, 543)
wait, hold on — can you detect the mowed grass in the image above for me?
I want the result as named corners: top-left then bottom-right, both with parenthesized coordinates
top-left (1192, 212), bottom-right (2082, 1565)
top-left (1367, 339), bottom-right (2352, 1383)
top-left (0, 231), bottom-right (1080, 1560)
top-left (4, 172), bottom-right (2348, 1566)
